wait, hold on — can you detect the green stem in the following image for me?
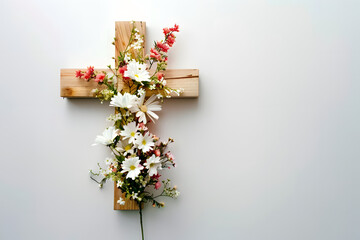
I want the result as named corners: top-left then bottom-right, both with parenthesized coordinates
top-left (138, 202), bottom-right (145, 240)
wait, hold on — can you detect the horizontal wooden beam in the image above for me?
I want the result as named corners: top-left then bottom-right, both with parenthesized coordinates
top-left (60, 68), bottom-right (199, 98)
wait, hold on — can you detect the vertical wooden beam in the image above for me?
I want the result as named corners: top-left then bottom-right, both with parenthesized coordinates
top-left (113, 21), bottom-right (146, 210)
top-left (115, 21), bottom-right (146, 92)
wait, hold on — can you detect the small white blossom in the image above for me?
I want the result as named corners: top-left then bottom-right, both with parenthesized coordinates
top-left (132, 192), bottom-right (139, 200)
top-left (117, 197), bottom-right (125, 205)
top-left (124, 53), bottom-right (131, 63)
top-left (174, 191), bottom-right (180, 198)
top-left (117, 180), bottom-right (124, 188)
top-left (137, 89), bottom-right (145, 97)
top-left (107, 113), bottom-right (122, 122)
top-left (105, 157), bottom-right (112, 165)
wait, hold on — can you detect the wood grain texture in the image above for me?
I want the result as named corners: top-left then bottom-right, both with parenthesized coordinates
top-left (60, 69), bottom-right (109, 98)
top-left (113, 21), bottom-right (145, 210)
top-left (115, 21), bottom-right (146, 92)
top-left (114, 182), bottom-right (139, 210)
top-left (60, 68), bottom-right (199, 98)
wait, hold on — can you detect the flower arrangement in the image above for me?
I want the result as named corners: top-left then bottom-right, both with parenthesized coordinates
top-left (75, 23), bottom-right (181, 240)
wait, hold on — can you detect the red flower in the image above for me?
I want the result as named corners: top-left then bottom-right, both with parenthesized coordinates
top-left (150, 48), bottom-right (162, 61)
top-left (83, 71), bottom-right (91, 81)
top-left (119, 65), bottom-right (130, 80)
top-left (94, 73), bottom-right (105, 83)
top-left (156, 72), bottom-right (164, 80)
top-left (75, 70), bottom-right (83, 78)
top-left (151, 173), bottom-right (161, 180)
top-left (87, 66), bottom-right (94, 74)
top-left (83, 66), bottom-right (94, 81)
top-left (166, 35), bottom-right (176, 47)
top-left (156, 41), bottom-right (169, 53)
top-left (163, 27), bottom-right (171, 35)
top-left (169, 24), bottom-right (179, 32)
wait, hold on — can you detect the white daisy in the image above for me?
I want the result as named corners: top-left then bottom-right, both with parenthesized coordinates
top-left (117, 197), bottom-right (125, 205)
top-left (124, 60), bottom-right (150, 83)
top-left (121, 157), bottom-right (144, 180)
top-left (115, 139), bottom-right (135, 156)
top-left (131, 94), bottom-right (162, 124)
top-left (93, 126), bottom-right (118, 146)
top-left (135, 132), bottom-right (154, 153)
top-left (110, 92), bottom-right (138, 109)
top-left (120, 121), bottom-right (140, 144)
top-left (144, 154), bottom-right (162, 176)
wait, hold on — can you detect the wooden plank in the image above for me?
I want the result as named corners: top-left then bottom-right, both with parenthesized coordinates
top-left (113, 21), bottom-right (146, 211)
top-left (60, 68), bottom-right (109, 98)
top-left (114, 182), bottom-right (139, 210)
top-left (115, 21), bottom-right (146, 64)
top-left (115, 21), bottom-right (146, 92)
top-left (60, 68), bottom-right (199, 98)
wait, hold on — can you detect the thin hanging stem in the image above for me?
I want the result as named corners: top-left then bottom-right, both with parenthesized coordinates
top-left (138, 202), bottom-right (145, 240)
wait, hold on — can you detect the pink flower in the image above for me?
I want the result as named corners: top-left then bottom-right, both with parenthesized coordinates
top-left (154, 149), bottom-right (161, 157)
top-left (150, 48), bottom-right (162, 61)
top-left (169, 24), bottom-right (179, 32)
top-left (75, 70), bottom-right (83, 78)
top-left (166, 35), bottom-right (176, 47)
top-left (166, 152), bottom-right (175, 161)
top-left (156, 41), bottom-right (169, 53)
top-left (156, 72), bottom-right (164, 80)
top-left (94, 73), bottom-right (105, 83)
top-left (138, 122), bottom-right (148, 131)
top-left (155, 181), bottom-right (161, 190)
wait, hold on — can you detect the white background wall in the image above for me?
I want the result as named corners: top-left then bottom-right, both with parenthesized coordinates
top-left (1, 0), bottom-right (359, 239)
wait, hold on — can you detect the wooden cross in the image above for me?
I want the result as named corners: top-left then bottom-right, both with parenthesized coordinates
top-left (60, 21), bottom-right (199, 210)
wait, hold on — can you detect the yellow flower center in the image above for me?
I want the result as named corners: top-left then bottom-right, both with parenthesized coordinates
top-left (131, 132), bottom-right (135, 137)
top-left (125, 145), bottom-right (131, 151)
top-left (130, 165), bottom-right (136, 170)
top-left (140, 105), bottom-right (147, 112)
top-left (135, 74), bottom-right (139, 78)
top-left (150, 163), bottom-right (155, 168)
top-left (142, 139), bottom-right (147, 145)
